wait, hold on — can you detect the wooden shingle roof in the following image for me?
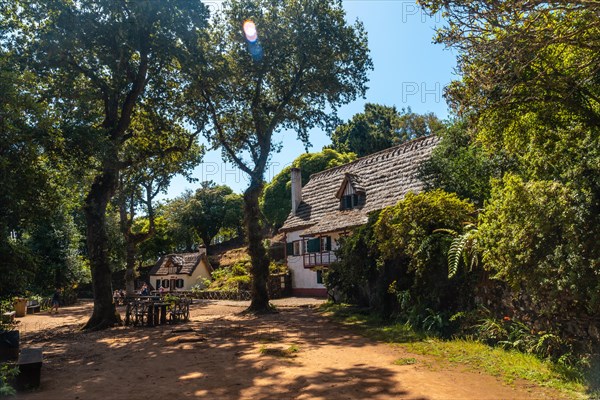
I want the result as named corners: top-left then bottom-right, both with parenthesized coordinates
top-left (149, 252), bottom-right (210, 276)
top-left (279, 135), bottom-right (440, 235)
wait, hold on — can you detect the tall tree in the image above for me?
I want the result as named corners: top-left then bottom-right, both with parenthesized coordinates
top-left (183, 0), bottom-right (372, 312)
top-left (329, 104), bottom-right (445, 157)
top-left (261, 149), bottom-right (356, 230)
top-left (0, 44), bottom-right (69, 296)
top-left (184, 182), bottom-right (244, 251)
top-left (7, 1), bottom-right (209, 329)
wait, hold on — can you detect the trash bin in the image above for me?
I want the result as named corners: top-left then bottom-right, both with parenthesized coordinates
top-left (13, 298), bottom-right (27, 318)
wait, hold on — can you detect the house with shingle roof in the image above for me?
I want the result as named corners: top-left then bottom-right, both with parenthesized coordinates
top-left (149, 247), bottom-right (213, 292)
top-left (278, 135), bottom-right (440, 297)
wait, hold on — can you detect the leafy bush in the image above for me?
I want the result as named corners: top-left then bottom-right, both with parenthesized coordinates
top-left (329, 190), bottom-right (477, 334)
top-left (374, 190), bottom-right (476, 324)
top-left (205, 259), bottom-right (252, 291)
top-left (326, 211), bottom-right (381, 307)
top-left (0, 363), bottom-right (18, 396)
top-left (478, 175), bottom-right (600, 346)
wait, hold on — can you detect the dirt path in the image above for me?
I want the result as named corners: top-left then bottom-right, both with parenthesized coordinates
top-left (14, 299), bottom-right (566, 400)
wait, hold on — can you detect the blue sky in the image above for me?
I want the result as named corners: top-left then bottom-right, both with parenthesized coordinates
top-left (163, 0), bottom-right (457, 199)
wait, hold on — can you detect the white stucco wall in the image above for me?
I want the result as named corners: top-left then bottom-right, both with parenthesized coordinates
top-left (285, 230), bottom-right (341, 291)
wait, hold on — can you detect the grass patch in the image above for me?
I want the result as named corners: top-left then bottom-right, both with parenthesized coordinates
top-left (259, 344), bottom-right (300, 358)
top-left (406, 339), bottom-right (586, 397)
top-left (394, 357), bottom-right (417, 366)
top-left (319, 303), bottom-right (590, 399)
top-left (320, 303), bottom-right (423, 343)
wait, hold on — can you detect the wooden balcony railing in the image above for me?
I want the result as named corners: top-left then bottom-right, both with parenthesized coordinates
top-left (303, 251), bottom-right (336, 268)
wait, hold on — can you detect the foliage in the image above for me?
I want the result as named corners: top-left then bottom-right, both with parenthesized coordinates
top-left (206, 259), bottom-right (252, 292)
top-left (478, 175), bottom-right (600, 344)
top-left (435, 223), bottom-right (479, 279)
top-left (0, 240), bottom-right (37, 297)
top-left (327, 212), bottom-right (381, 307)
top-left (329, 104), bottom-right (446, 157)
top-left (418, 0), bottom-right (600, 352)
top-left (183, 182), bottom-right (244, 249)
top-left (26, 209), bottom-right (88, 294)
top-left (4, 0), bottom-right (210, 329)
top-left (116, 111), bottom-right (205, 293)
top-left (0, 46), bottom-right (81, 298)
top-left (149, 184), bottom-right (243, 257)
top-left (261, 149), bottom-right (356, 229)
top-left (329, 190), bottom-right (476, 330)
top-left (418, 119), bottom-right (514, 206)
top-left (183, 0), bottom-right (372, 311)
top-left (322, 303), bottom-right (591, 398)
top-left (0, 363), bottom-right (18, 396)
top-left (419, 1), bottom-right (600, 136)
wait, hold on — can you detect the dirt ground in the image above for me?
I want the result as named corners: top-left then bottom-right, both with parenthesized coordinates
top-left (13, 299), bottom-right (567, 400)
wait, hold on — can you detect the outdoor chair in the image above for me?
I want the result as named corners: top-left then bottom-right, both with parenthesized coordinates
top-left (169, 299), bottom-right (190, 323)
top-left (133, 301), bottom-right (150, 326)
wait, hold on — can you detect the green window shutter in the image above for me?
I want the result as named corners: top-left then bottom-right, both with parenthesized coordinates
top-left (286, 242), bottom-right (294, 256)
top-left (307, 238), bottom-right (320, 253)
top-left (326, 236), bottom-right (332, 251)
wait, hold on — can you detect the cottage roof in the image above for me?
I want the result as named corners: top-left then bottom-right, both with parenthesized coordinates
top-left (149, 252), bottom-right (210, 276)
top-left (279, 135), bottom-right (440, 235)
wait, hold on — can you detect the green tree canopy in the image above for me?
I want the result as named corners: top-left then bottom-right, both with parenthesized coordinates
top-left (329, 104), bottom-right (446, 157)
top-left (418, 1), bottom-right (600, 191)
top-left (418, 119), bottom-right (515, 206)
top-left (419, 0), bottom-right (600, 345)
top-left (5, 0), bottom-right (209, 329)
top-left (183, 182), bottom-right (244, 251)
top-left (262, 149), bottom-right (356, 229)
top-left (182, 0), bottom-right (372, 311)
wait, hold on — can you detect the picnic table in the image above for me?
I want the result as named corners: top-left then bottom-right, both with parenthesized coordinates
top-left (124, 296), bottom-right (190, 327)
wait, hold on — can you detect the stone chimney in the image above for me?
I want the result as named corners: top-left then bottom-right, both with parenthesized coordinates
top-left (198, 245), bottom-right (207, 256)
top-left (291, 168), bottom-right (302, 216)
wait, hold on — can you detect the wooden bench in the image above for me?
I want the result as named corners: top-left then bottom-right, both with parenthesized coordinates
top-left (15, 348), bottom-right (43, 391)
top-left (26, 300), bottom-right (40, 314)
top-left (1, 311), bottom-right (15, 323)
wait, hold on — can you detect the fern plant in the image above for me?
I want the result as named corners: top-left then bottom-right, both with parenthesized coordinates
top-left (435, 223), bottom-right (479, 278)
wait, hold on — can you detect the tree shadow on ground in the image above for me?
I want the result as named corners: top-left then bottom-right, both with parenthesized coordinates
top-left (17, 305), bottom-right (430, 399)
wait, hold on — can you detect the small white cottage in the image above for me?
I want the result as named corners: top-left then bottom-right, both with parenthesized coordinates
top-left (149, 247), bottom-right (213, 292)
top-left (279, 136), bottom-right (440, 297)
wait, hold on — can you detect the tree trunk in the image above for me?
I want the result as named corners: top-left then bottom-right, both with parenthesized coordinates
top-left (244, 178), bottom-right (272, 313)
top-left (82, 167), bottom-right (122, 330)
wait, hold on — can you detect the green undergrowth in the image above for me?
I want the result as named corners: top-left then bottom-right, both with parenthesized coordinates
top-left (320, 303), bottom-right (593, 399)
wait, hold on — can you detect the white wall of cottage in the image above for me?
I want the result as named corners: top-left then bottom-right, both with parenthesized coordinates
top-left (285, 230), bottom-right (342, 292)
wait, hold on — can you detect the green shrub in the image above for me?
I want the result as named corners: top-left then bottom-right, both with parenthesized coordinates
top-left (478, 175), bottom-right (600, 346)
top-left (0, 363), bottom-right (18, 396)
top-left (327, 211), bottom-right (381, 307)
top-left (329, 190), bottom-right (477, 335)
top-left (205, 259), bottom-right (252, 291)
